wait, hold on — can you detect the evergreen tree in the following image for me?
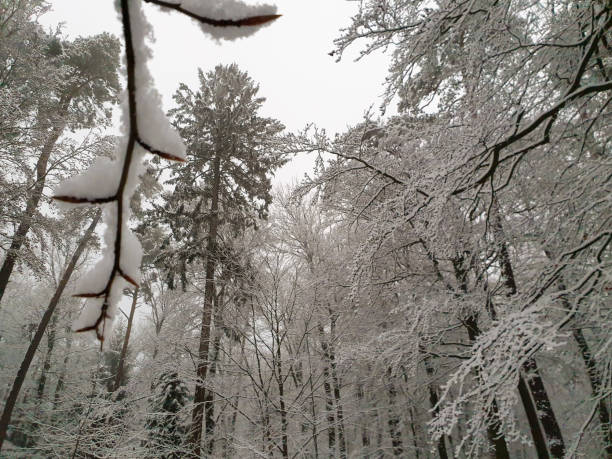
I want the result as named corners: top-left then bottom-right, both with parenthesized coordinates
top-left (144, 371), bottom-right (189, 459)
top-left (146, 63), bottom-right (286, 456)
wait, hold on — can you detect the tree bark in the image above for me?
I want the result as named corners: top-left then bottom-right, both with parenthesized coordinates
top-left (189, 153), bottom-right (221, 457)
top-left (572, 326), bottom-right (612, 456)
top-left (453, 256), bottom-right (510, 458)
top-left (276, 341), bottom-right (289, 459)
top-left (305, 332), bottom-right (320, 459)
top-left (52, 323), bottom-right (73, 410)
top-left (551, 269), bottom-right (612, 455)
top-left (0, 111), bottom-right (68, 306)
top-left (0, 211), bottom-right (100, 452)
top-left (423, 355), bottom-right (449, 459)
top-left (113, 287), bottom-right (138, 392)
top-left (386, 374), bottom-right (404, 457)
top-left (357, 382), bottom-right (371, 457)
top-left (36, 313), bottom-right (58, 401)
top-left (463, 314), bottom-right (511, 459)
top-left (204, 330), bottom-right (222, 456)
top-left (328, 312), bottom-right (347, 459)
top-left (408, 406), bottom-right (421, 459)
top-left (317, 323), bottom-right (336, 458)
top-left (491, 205), bottom-right (565, 458)
top-left (516, 371), bottom-right (549, 459)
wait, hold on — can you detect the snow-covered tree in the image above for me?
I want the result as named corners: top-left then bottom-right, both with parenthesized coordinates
top-left (143, 370), bottom-right (189, 459)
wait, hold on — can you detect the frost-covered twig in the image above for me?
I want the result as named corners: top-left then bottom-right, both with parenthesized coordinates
top-left (53, 0), bottom-right (278, 346)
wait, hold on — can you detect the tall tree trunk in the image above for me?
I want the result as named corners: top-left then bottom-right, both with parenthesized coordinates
top-left (453, 256), bottom-right (510, 458)
top-left (521, 358), bottom-right (565, 458)
top-left (423, 355), bottom-right (449, 459)
top-left (408, 406), bottom-right (421, 459)
top-left (306, 332), bottom-right (320, 459)
top-left (275, 337), bottom-right (289, 459)
top-left (317, 323), bottom-right (336, 458)
top-left (463, 314), bottom-right (511, 459)
top-left (386, 373), bottom-right (404, 457)
top-left (53, 323), bottom-right (73, 410)
top-left (516, 371), bottom-right (549, 459)
top-left (550, 265), bottom-right (612, 455)
top-left (189, 153), bottom-right (221, 457)
top-left (113, 287), bottom-right (138, 392)
top-left (491, 205), bottom-right (565, 458)
top-left (357, 382), bottom-right (371, 457)
top-left (376, 406), bottom-right (384, 457)
top-left (328, 312), bottom-right (347, 459)
top-left (0, 211), bottom-right (100, 452)
top-left (223, 393), bottom-right (239, 458)
top-left (36, 313), bottom-right (58, 401)
top-left (204, 331), bottom-right (222, 456)
top-left (572, 326), bottom-right (612, 455)
top-left (0, 112), bottom-right (68, 306)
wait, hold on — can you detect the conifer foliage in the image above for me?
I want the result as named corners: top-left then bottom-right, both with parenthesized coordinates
top-left (144, 371), bottom-right (189, 459)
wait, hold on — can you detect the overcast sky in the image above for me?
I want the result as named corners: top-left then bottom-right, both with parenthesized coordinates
top-left (40, 0), bottom-right (393, 183)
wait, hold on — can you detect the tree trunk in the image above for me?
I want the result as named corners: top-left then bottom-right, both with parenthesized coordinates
top-left (113, 287), bottom-right (138, 392)
top-left (453, 256), bottom-right (510, 458)
top-left (36, 313), bottom-right (58, 401)
top-left (328, 312), bottom-right (347, 459)
top-left (317, 323), bottom-right (336, 458)
top-left (521, 358), bottom-right (565, 458)
top-left (189, 153), bottom-right (221, 457)
top-left (52, 324), bottom-right (73, 410)
top-left (0, 211), bottom-right (100, 452)
top-left (357, 383), bottom-right (371, 457)
top-left (276, 343), bottom-right (289, 459)
top-left (386, 374), bottom-right (404, 457)
top-left (491, 205), bottom-right (565, 458)
top-left (408, 406), bottom-right (421, 459)
top-left (306, 332), bottom-right (320, 459)
top-left (376, 407), bottom-right (383, 457)
top-left (463, 314), bottom-right (511, 458)
top-left (423, 355), bottom-right (449, 459)
top-left (552, 270), bottom-right (612, 455)
top-left (204, 331), bottom-right (222, 456)
top-left (572, 326), bottom-right (612, 455)
top-left (0, 113), bottom-right (68, 306)
top-left (516, 371), bottom-right (549, 459)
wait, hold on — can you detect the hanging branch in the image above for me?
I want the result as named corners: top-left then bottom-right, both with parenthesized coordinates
top-left (53, 0), bottom-right (279, 346)
top-left (142, 0), bottom-right (280, 27)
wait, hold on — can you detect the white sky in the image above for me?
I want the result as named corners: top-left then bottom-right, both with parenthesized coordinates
top-left (40, 0), bottom-right (394, 184)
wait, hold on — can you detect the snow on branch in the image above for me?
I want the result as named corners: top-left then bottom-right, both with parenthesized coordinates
top-left (429, 305), bottom-right (565, 456)
top-left (53, 0), bottom-right (278, 347)
top-left (143, 0), bottom-right (279, 40)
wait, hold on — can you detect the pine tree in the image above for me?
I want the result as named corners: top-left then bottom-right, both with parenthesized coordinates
top-left (146, 64), bottom-right (286, 456)
top-left (144, 371), bottom-right (189, 459)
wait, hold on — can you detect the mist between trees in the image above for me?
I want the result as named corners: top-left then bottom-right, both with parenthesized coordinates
top-left (0, 0), bottom-right (610, 458)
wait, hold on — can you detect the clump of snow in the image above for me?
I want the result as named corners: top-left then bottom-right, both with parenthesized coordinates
top-left (154, 0), bottom-right (278, 41)
top-left (53, 157), bottom-right (122, 209)
top-left (129, 1), bottom-right (186, 160)
top-left (121, 224), bottom-right (143, 285)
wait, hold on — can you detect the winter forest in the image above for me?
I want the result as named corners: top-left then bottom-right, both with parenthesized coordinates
top-left (0, 0), bottom-right (610, 458)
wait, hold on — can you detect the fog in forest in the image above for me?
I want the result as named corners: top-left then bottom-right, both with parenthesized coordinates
top-left (0, 1), bottom-right (610, 458)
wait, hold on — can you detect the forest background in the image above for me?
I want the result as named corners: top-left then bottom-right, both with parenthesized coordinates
top-left (0, 0), bottom-right (610, 458)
